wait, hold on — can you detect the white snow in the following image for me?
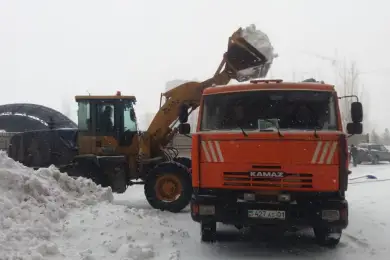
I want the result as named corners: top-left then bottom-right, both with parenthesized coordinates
top-left (240, 24), bottom-right (277, 63)
top-left (1, 151), bottom-right (390, 259)
top-left (0, 151), bottom-right (113, 259)
top-left (236, 24), bottom-right (278, 79)
top-left (50, 202), bottom-right (190, 259)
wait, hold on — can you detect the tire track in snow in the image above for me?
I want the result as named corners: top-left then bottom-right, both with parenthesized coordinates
top-left (343, 232), bottom-right (370, 249)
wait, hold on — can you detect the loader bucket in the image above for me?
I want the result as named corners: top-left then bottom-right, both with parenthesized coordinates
top-left (226, 24), bottom-right (276, 81)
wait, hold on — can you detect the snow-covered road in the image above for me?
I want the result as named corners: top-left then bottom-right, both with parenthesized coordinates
top-left (1, 151), bottom-right (390, 259)
top-left (53, 164), bottom-right (390, 260)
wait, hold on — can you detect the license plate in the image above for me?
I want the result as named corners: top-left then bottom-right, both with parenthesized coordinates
top-left (248, 210), bottom-right (286, 219)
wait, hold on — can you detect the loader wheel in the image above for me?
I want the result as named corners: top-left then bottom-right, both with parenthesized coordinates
top-left (144, 162), bottom-right (192, 213)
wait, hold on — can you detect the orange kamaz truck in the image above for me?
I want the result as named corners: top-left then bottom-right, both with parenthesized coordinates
top-left (182, 79), bottom-right (363, 246)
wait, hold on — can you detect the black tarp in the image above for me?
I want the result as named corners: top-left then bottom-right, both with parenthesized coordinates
top-left (8, 128), bottom-right (78, 168)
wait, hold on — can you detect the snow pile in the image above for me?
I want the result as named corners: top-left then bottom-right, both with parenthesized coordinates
top-left (237, 24), bottom-right (278, 79)
top-left (53, 201), bottom-right (192, 259)
top-left (0, 151), bottom-right (113, 259)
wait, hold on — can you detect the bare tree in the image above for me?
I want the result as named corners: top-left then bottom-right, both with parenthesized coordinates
top-left (371, 129), bottom-right (381, 144)
top-left (359, 84), bottom-right (370, 131)
top-left (302, 51), bottom-right (369, 132)
top-left (333, 59), bottom-right (368, 131)
top-left (337, 60), bottom-right (358, 126)
top-left (382, 128), bottom-right (390, 145)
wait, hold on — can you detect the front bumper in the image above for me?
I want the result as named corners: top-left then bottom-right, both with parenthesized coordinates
top-left (190, 195), bottom-right (348, 229)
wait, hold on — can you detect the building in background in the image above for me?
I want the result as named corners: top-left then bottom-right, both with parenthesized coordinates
top-left (0, 103), bottom-right (77, 151)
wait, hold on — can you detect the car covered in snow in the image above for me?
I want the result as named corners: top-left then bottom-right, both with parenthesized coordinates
top-left (356, 143), bottom-right (390, 164)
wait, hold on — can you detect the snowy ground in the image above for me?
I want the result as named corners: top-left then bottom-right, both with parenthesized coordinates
top-left (1, 152), bottom-right (390, 260)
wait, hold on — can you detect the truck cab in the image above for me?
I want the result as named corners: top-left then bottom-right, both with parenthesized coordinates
top-left (187, 79), bottom-right (363, 246)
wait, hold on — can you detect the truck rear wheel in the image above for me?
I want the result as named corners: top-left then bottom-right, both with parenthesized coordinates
top-left (201, 221), bottom-right (217, 243)
top-left (313, 227), bottom-right (342, 247)
top-left (144, 162), bottom-right (192, 213)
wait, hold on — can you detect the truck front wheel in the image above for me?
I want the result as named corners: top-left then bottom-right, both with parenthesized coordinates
top-left (313, 227), bottom-right (342, 247)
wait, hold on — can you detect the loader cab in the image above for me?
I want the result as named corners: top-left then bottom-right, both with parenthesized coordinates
top-left (75, 92), bottom-right (138, 155)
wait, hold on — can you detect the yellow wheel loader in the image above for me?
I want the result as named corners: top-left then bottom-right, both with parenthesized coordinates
top-left (9, 25), bottom-right (277, 212)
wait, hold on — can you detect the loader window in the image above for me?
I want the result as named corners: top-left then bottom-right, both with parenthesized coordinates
top-left (123, 104), bottom-right (137, 132)
top-left (200, 90), bottom-right (339, 132)
top-left (96, 103), bottom-right (115, 134)
top-left (77, 101), bottom-right (91, 131)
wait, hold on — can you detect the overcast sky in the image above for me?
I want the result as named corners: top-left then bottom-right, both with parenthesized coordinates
top-left (0, 0), bottom-right (389, 131)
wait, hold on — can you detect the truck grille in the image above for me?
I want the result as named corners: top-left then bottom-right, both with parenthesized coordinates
top-left (223, 172), bottom-right (313, 189)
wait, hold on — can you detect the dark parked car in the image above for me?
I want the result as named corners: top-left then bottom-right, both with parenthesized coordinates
top-left (355, 143), bottom-right (390, 164)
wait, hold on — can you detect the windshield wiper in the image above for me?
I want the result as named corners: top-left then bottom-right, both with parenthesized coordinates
top-left (313, 126), bottom-right (319, 138)
top-left (237, 123), bottom-right (248, 137)
top-left (263, 119), bottom-right (284, 137)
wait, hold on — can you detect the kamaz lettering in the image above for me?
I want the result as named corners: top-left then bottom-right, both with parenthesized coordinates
top-left (249, 171), bottom-right (284, 178)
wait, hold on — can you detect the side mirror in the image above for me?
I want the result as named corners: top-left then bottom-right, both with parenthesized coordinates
top-left (347, 122), bottom-right (363, 135)
top-left (178, 123), bottom-right (191, 135)
top-left (351, 102), bottom-right (363, 123)
top-left (178, 104), bottom-right (189, 123)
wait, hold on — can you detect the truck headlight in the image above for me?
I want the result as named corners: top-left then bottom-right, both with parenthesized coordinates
top-left (199, 205), bottom-right (215, 215)
top-left (322, 210), bottom-right (340, 221)
top-left (244, 193), bottom-right (256, 201)
top-left (278, 194), bottom-right (291, 202)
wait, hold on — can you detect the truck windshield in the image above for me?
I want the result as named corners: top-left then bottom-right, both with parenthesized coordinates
top-left (200, 90), bottom-right (338, 131)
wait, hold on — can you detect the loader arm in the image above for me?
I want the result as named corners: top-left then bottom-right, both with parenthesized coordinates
top-left (144, 70), bottom-right (232, 158)
top-left (139, 25), bottom-right (277, 159)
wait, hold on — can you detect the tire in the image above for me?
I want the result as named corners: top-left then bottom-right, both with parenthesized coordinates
top-left (201, 221), bottom-right (217, 243)
top-left (109, 167), bottom-right (127, 193)
top-left (144, 162), bottom-right (192, 213)
top-left (371, 156), bottom-right (379, 165)
top-left (313, 227), bottom-right (342, 247)
top-left (173, 157), bottom-right (192, 170)
top-left (234, 224), bottom-right (244, 230)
